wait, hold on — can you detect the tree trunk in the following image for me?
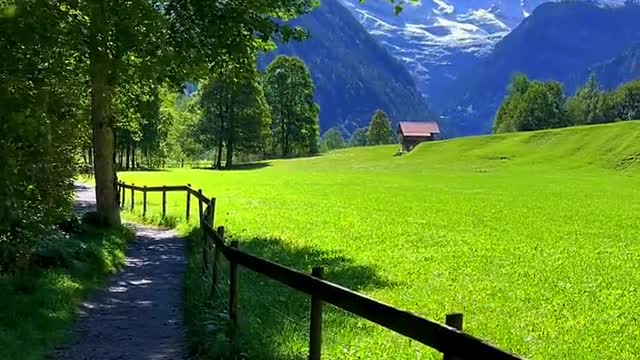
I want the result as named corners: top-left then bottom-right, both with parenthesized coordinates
top-left (89, 0), bottom-right (120, 226)
top-left (280, 108), bottom-right (286, 158)
top-left (131, 145), bottom-right (136, 169)
top-left (125, 145), bottom-right (130, 171)
top-left (225, 140), bottom-right (233, 169)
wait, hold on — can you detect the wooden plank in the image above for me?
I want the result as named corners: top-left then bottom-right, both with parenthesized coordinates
top-left (201, 224), bottom-right (521, 360)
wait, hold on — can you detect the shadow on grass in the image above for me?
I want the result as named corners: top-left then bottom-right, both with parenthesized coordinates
top-left (185, 230), bottom-right (393, 360)
top-left (195, 162), bottom-right (271, 171)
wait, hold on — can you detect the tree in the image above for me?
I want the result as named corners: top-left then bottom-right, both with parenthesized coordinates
top-left (199, 64), bottom-right (270, 169)
top-left (263, 56), bottom-right (320, 158)
top-left (367, 110), bottom-right (395, 145)
top-left (494, 75), bottom-right (569, 133)
top-left (322, 128), bottom-right (345, 150)
top-left (611, 79), bottom-right (640, 121)
top-left (0, 2), bottom-right (89, 270)
top-left (164, 89), bottom-right (204, 166)
top-left (567, 74), bottom-right (612, 125)
top-left (493, 74), bottom-right (530, 133)
top-left (349, 127), bottom-right (368, 147)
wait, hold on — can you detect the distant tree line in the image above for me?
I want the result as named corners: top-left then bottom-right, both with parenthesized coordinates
top-left (320, 109), bottom-right (397, 151)
top-left (494, 74), bottom-right (640, 133)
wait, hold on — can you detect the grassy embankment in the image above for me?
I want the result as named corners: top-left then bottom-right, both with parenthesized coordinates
top-left (0, 225), bottom-right (132, 360)
top-left (121, 121), bottom-right (640, 359)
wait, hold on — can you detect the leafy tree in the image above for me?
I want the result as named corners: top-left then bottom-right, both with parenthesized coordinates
top-left (0, 1), bottom-right (89, 271)
top-left (1, 0), bottom-right (318, 227)
top-left (367, 110), bottom-right (395, 145)
top-left (263, 56), bottom-right (320, 158)
top-left (611, 79), bottom-right (640, 121)
top-left (164, 89), bottom-right (204, 166)
top-left (566, 74), bottom-right (613, 125)
top-left (349, 127), bottom-right (369, 147)
top-left (493, 74), bottom-right (530, 133)
top-left (494, 75), bottom-right (569, 132)
top-left (199, 64), bottom-right (270, 169)
top-left (322, 128), bottom-right (345, 151)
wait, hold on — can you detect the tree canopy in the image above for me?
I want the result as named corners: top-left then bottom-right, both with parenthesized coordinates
top-left (322, 128), bottom-right (345, 151)
top-left (263, 56), bottom-right (320, 158)
top-left (367, 110), bottom-right (395, 145)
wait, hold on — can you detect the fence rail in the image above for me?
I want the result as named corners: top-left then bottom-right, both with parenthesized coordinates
top-left (117, 181), bottom-right (524, 360)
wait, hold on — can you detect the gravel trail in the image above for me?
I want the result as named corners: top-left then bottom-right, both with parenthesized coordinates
top-left (56, 184), bottom-right (188, 360)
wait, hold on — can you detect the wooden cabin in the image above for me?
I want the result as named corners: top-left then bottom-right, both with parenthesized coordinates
top-left (397, 121), bottom-right (440, 152)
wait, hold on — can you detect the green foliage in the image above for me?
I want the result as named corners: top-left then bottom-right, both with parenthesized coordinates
top-left (494, 75), bottom-right (570, 133)
top-left (0, 0), bottom-right (88, 271)
top-left (497, 75), bottom-right (640, 135)
top-left (263, 56), bottom-right (320, 158)
top-left (566, 74), bottom-right (613, 125)
top-left (0, 225), bottom-right (132, 359)
top-left (164, 89), bottom-right (205, 164)
top-left (122, 121), bottom-right (640, 359)
top-left (198, 62), bottom-right (271, 168)
top-left (611, 79), bottom-right (640, 121)
top-left (321, 127), bottom-right (345, 151)
top-left (366, 110), bottom-right (395, 145)
top-left (349, 127), bottom-right (369, 147)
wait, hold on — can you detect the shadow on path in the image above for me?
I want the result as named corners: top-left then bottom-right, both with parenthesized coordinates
top-left (57, 187), bottom-right (187, 360)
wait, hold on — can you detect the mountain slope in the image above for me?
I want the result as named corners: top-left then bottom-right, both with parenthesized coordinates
top-left (261, 0), bottom-right (431, 135)
top-left (434, 1), bottom-right (640, 135)
top-left (587, 44), bottom-right (640, 90)
top-left (338, 0), bottom-right (549, 98)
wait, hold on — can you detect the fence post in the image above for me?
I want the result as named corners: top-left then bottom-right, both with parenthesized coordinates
top-left (143, 186), bottom-right (147, 217)
top-left (443, 313), bottom-right (464, 360)
top-left (209, 197), bottom-right (216, 226)
top-left (210, 226), bottom-right (225, 296)
top-left (186, 184), bottom-right (191, 221)
top-left (198, 189), bottom-right (203, 222)
top-left (201, 206), bottom-right (212, 274)
top-left (130, 183), bottom-right (135, 211)
top-left (162, 186), bottom-right (167, 218)
top-left (229, 240), bottom-right (239, 352)
top-left (122, 183), bottom-right (126, 209)
top-left (309, 267), bottom-right (325, 360)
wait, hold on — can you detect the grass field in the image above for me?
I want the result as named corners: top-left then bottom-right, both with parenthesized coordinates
top-left (121, 121), bottom-right (640, 359)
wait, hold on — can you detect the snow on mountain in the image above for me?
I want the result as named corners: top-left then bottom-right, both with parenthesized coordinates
top-left (338, 0), bottom-right (625, 99)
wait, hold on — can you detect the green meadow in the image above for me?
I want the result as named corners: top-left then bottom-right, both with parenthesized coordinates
top-left (120, 121), bottom-right (640, 359)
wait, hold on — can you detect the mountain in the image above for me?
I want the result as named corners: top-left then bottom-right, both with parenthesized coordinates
top-left (338, 0), bottom-right (551, 98)
top-left (587, 44), bottom-right (640, 90)
top-left (260, 0), bottom-right (431, 135)
top-left (433, 1), bottom-right (640, 135)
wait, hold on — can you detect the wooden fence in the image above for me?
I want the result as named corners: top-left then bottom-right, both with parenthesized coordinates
top-left (117, 181), bottom-right (524, 360)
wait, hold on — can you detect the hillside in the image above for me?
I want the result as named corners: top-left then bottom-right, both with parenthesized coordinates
top-left (260, 0), bottom-right (432, 135)
top-left (406, 120), bottom-right (640, 171)
top-left (433, 1), bottom-right (640, 136)
top-left (588, 44), bottom-right (640, 90)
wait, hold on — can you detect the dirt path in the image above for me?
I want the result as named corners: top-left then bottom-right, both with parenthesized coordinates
top-left (56, 184), bottom-right (187, 360)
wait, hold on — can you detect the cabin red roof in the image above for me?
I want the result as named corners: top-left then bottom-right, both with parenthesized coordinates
top-left (397, 122), bottom-right (440, 137)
